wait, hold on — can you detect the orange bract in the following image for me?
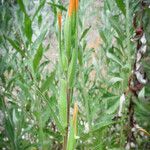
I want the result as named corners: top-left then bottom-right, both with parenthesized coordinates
top-left (75, 0), bottom-right (79, 12)
top-left (68, 0), bottom-right (79, 17)
top-left (58, 12), bottom-right (62, 30)
top-left (73, 102), bottom-right (78, 135)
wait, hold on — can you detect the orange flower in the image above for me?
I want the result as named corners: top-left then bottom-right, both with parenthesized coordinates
top-left (73, 102), bottom-right (78, 135)
top-left (75, 0), bottom-right (79, 12)
top-left (57, 12), bottom-right (62, 30)
top-left (68, 0), bottom-right (79, 17)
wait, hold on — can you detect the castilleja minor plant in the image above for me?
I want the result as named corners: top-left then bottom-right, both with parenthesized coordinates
top-left (57, 0), bottom-right (79, 149)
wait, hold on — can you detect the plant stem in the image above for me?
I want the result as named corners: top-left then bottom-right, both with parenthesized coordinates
top-left (63, 87), bottom-right (71, 150)
top-left (36, 92), bottom-right (44, 150)
top-left (125, 0), bottom-right (131, 65)
top-left (127, 96), bottom-right (136, 144)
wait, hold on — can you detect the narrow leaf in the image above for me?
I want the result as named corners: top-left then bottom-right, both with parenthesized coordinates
top-left (68, 49), bottom-right (77, 88)
top-left (31, 29), bottom-right (47, 51)
top-left (6, 38), bottom-right (25, 57)
top-left (24, 15), bottom-right (32, 43)
top-left (33, 44), bottom-right (43, 72)
top-left (80, 26), bottom-right (91, 41)
top-left (40, 71), bottom-right (55, 92)
top-left (48, 2), bottom-right (67, 11)
top-left (32, 0), bottom-right (46, 21)
top-left (115, 0), bottom-right (126, 16)
top-left (106, 52), bottom-right (123, 67)
top-left (17, 0), bottom-right (27, 15)
top-left (58, 79), bottom-right (67, 128)
top-left (67, 123), bottom-right (75, 150)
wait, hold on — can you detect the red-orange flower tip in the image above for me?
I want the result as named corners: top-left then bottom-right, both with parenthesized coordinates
top-left (68, 0), bottom-right (79, 17)
top-left (57, 12), bottom-right (62, 30)
top-left (75, 0), bottom-right (79, 12)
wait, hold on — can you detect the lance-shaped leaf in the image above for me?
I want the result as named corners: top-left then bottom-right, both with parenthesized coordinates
top-left (31, 29), bottom-right (47, 51)
top-left (68, 48), bottom-right (77, 88)
top-left (67, 123), bottom-right (75, 150)
top-left (24, 15), bottom-right (32, 43)
top-left (115, 0), bottom-right (126, 16)
top-left (78, 45), bottom-right (83, 66)
top-left (106, 52), bottom-right (123, 67)
top-left (6, 37), bottom-right (25, 57)
top-left (17, 0), bottom-right (27, 15)
top-left (40, 71), bottom-right (55, 92)
top-left (58, 79), bottom-right (67, 129)
top-left (62, 53), bottom-right (68, 72)
top-left (80, 26), bottom-right (91, 41)
top-left (32, 0), bottom-right (46, 21)
top-left (64, 16), bottom-right (72, 59)
top-left (33, 44), bottom-right (43, 72)
top-left (67, 103), bottom-right (78, 150)
top-left (48, 2), bottom-right (67, 11)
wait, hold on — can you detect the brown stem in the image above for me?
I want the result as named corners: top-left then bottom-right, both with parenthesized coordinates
top-left (127, 96), bottom-right (136, 144)
top-left (63, 88), bottom-right (71, 150)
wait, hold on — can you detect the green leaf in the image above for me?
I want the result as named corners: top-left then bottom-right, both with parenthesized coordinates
top-left (110, 16), bottom-right (125, 41)
top-left (47, 101), bottom-right (64, 134)
top-left (33, 44), bottom-right (43, 72)
top-left (40, 71), bottom-right (55, 92)
top-left (24, 15), bottom-right (32, 43)
top-left (35, 87), bottom-right (64, 134)
top-left (17, 0), bottom-right (27, 15)
top-left (47, 2), bottom-right (67, 11)
top-left (64, 17), bottom-right (72, 59)
top-left (67, 121), bottom-right (75, 150)
top-left (31, 29), bottom-right (47, 51)
top-left (115, 0), bottom-right (126, 16)
top-left (58, 79), bottom-right (67, 129)
top-left (80, 26), bottom-right (91, 41)
top-left (38, 15), bottom-right (42, 28)
top-left (135, 100), bottom-right (150, 116)
top-left (109, 77), bottom-right (123, 85)
top-left (68, 49), bottom-right (77, 88)
top-left (5, 118), bottom-right (15, 148)
top-left (78, 45), bottom-right (83, 66)
top-left (32, 0), bottom-right (46, 21)
top-left (106, 52), bottom-right (123, 67)
top-left (12, 109), bottom-right (18, 125)
top-left (106, 100), bottom-right (120, 114)
top-left (6, 37), bottom-right (25, 57)
top-left (62, 54), bottom-right (68, 72)
top-left (17, 80), bottom-right (31, 97)
top-left (92, 115), bottom-right (115, 132)
top-left (80, 115), bottom-right (116, 142)
top-left (99, 30), bottom-right (108, 45)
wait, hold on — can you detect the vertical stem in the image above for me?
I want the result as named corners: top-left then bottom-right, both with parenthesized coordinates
top-left (127, 96), bottom-right (136, 144)
top-left (125, 1), bottom-right (136, 144)
top-left (37, 94), bottom-right (44, 150)
top-left (126, 0), bottom-right (131, 65)
top-left (63, 87), bottom-right (71, 150)
top-left (62, 0), bottom-right (79, 149)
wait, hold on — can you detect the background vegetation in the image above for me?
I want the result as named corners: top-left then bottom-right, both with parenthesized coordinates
top-left (0, 0), bottom-right (150, 150)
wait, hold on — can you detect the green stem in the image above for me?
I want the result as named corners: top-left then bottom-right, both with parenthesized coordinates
top-left (125, 0), bottom-right (131, 65)
top-left (36, 93), bottom-right (44, 150)
top-left (63, 87), bottom-right (71, 150)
